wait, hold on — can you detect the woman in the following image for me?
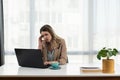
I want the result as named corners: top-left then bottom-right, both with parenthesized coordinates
top-left (38, 24), bottom-right (68, 65)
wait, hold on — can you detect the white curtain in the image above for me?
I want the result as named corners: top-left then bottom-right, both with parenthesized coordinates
top-left (93, 0), bottom-right (120, 49)
top-left (3, 0), bottom-right (120, 63)
top-left (92, 0), bottom-right (120, 63)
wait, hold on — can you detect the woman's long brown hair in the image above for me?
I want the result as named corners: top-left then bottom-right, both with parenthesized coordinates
top-left (40, 24), bottom-right (62, 49)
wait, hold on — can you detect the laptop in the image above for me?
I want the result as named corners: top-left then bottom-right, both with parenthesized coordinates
top-left (15, 48), bottom-right (50, 68)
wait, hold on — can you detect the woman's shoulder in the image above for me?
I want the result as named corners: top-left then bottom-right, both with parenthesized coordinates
top-left (56, 36), bottom-right (65, 44)
top-left (60, 38), bottom-right (65, 42)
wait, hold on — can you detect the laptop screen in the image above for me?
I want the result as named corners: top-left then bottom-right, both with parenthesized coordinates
top-left (15, 48), bottom-right (49, 68)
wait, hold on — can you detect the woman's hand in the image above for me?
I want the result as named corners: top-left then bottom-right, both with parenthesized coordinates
top-left (44, 61), bottom-right (58, 65)
top-left (38, 36), bottom-right (44, 49)
top-left (44, 61), bottom-right (50, 65)
top-left (39, 36), bottom-right (43, 44)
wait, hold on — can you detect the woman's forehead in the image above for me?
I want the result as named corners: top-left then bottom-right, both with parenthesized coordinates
top-left (41, 31), bottom-right (49, 35)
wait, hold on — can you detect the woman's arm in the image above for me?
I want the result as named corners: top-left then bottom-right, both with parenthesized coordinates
top-left (38, 36), bottom-right (43, 49)
top-left (59, 39), bottom-right (68, 65)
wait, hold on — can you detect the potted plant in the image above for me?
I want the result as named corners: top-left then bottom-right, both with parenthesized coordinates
top-left (97, 47), bottom-right (119, 73)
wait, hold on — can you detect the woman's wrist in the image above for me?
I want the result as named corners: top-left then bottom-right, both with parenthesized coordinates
top-left (50, 61), bottom-right (59, 64)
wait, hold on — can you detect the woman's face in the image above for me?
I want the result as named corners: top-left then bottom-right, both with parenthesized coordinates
top-left (41, 31), bottom-right (52, 42)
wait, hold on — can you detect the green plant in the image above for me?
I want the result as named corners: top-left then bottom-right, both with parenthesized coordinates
top-left (97, 47), bottom-right (119, 60)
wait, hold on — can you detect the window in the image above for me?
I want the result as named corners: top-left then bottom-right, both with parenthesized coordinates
top-left (3, 0), bottom-right (120, 64)
top-left (3, 0), bottom-right (86, 54)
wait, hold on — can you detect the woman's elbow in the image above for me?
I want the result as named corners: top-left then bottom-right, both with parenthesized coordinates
top-left (59, 59), bottom-right (67, 65)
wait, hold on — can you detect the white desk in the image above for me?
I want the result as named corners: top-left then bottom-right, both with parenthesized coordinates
top-left (0, 63), bottom-right (120, 77)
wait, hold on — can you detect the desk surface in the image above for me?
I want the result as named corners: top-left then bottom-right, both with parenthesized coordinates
top-left (0, 63), bottom-right (120, 77)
